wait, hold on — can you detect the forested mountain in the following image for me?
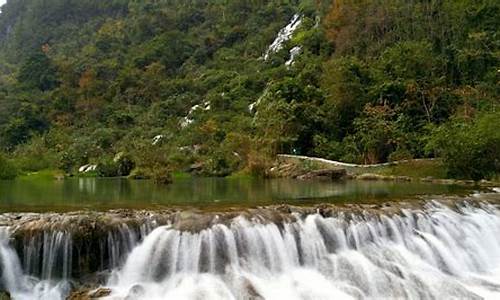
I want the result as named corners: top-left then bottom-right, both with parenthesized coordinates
top-left (0, 0), bottom-right (498, 180)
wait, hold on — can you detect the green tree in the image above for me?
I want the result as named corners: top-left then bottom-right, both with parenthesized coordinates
top-left (427, 111), bottom-right (500, 180)
top-left (18, 51), bottom-right (58, 91)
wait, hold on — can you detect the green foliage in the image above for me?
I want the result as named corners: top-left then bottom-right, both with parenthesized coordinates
top-left (151, 166), bottom-right (173, 185)
top-left (0, 153), bottom-right (18, 180)
top-left (12, 136), bottom-right (57, 172)
top-left (18, 51), bottom-right (58, 91)
top-left (426, 111), bottom-right (500, 180)
top-left (0, 0), bottom-right (497, 179)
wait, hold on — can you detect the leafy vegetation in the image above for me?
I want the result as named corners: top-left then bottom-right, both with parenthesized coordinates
top-left (426, 111), bottom-right (500, 180)
top-left (0, 153), bottom-right (17, 179)
top-left (0, 0), bottom-right (498, 180)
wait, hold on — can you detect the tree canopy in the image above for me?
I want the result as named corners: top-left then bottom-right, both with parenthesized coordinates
top-left (0, 0), bottom-right (498, 179)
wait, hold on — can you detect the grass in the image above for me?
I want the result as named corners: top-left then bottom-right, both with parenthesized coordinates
top-left (18, 169), bottom-right (65, 181)
top-left (369, 159), bottom-right (447, 179)
top-left (172, 171), bottom-right (192, 179)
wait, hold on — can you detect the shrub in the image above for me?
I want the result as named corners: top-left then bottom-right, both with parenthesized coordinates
top-left (427, 111), bottom-right (500, 180)
top-left (96, 152), bottom-right (135, 177)
top-left (151, 165), bottom-right (172, 185)
top-left (12, 136), bottom-right (57, 171)
top-left (114, 152), bottom-right (135, 176)
top-left (0, 154), bottom-right (18, 180)
top-left (97, 160), bottom-right (119, 177)
top-left (388, 148), bottom-right (413, 162)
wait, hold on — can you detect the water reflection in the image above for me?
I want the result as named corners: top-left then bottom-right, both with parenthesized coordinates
top-left (0, 177), bottom-right (469, 212)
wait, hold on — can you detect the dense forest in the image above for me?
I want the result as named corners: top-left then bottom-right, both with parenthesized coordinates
top-left (0, 0), bottom-right (498, 180)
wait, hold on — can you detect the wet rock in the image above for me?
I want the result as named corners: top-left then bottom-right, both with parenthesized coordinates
top-left (89, 288), bottom-right (112, 298)
top-left (243, 279), bottom-right (264, 300)
top-left (66, 287), bottom-right (111, 300)
top-left (296, 168), bottom-right (346, 180)
top-left (173, 211), bottom-right (219, 232)
top-left (0, 291), bottom-right (11, 300)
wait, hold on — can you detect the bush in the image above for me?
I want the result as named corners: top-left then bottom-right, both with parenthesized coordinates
top-left (388, 148), bottom-right (413, 162)
top-left (114, 152), bottom-right (135, 176)
top-left (0, 154), bottom-right (18, 180)
top-left (97, 152), bottom-right (135, 177)
top-left (427, 111), bottom-right (500, 180)
top-left (97, 160), bottom-right (119, 177)
top-left (151, 165), bottom-right (172, 185)
top-left (12, 136), bottom-right (57, 171)
top-left (246, 150), bottom-right (273, 177)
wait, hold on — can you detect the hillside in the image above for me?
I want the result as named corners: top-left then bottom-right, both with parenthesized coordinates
top-left (0, 0), bottom-right (498, 180)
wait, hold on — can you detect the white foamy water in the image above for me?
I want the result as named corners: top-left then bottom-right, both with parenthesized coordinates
top-left (2, 201), bottom-right (500, 299)
top-left (264, 14), bottom-right (302, 60)
top-left (103, 202), bottom-right (500, 299)
top-left (285, 46), bottom-right (302, 67)
top-left (0, 228), bottom-right (71, 300)
top-left (180, 101), bottom-right (211, 128)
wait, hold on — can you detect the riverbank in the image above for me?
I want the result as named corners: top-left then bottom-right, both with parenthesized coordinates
top-left (272, 154), bottom-right (499, 187)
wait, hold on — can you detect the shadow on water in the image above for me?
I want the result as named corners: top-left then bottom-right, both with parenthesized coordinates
top-left (0, 177), bottom-right (472, 212)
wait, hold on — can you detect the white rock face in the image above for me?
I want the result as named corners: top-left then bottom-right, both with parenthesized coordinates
top-left (152, 135), bottom-right (163, 145)
top-left (249, 87), bottom-right (270, 113)
top-left (264, 14), bottom-right (302, 60)
top-left (285, 46), bottom-right (302, 67)
top-left (78, 164), bottom-right (97, 173)
top-left (180, 101), bottom-right (211, 128)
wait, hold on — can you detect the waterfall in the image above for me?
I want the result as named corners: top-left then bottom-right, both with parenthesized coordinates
top-left (0, 228), bottom-right (24, 292)
top-left (103, 201), bottom-right (500, 299)
top-left (1, 199), bottom-right (500, 299)
top-left (285, 46), bottom-right (302, 67)
top-left (0, 227), bottom-right (71, 300)
top-left (264, 14), bottom-right (302, 60)
top-left (0, 220), bottom-right (156, 299)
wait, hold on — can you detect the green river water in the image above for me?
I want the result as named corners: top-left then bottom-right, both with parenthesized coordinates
top-left (0, 177), bottom-right (471, 212)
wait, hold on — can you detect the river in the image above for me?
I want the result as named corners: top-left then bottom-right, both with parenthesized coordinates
top-left (0, 177), bottom-right (499, 299)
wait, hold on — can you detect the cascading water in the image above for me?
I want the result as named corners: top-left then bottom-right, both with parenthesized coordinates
top-left (263, 14), bottom-right (302, 60)
top-left (0, 227), bottom-right (71, 300)
top-left (104, 200), bottom-right (500, 300)
top-left (0, 218), bottom-right (157, 299)
top-left (1, 196), bottom-right (500, 299)
top-left (22, 230), bottom-right (73, 280)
